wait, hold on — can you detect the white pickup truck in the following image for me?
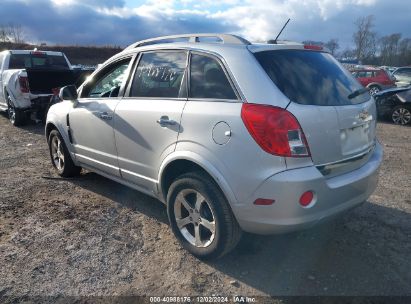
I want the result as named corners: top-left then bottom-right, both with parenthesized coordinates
top-left (0, 50), bottom-right (92, 126)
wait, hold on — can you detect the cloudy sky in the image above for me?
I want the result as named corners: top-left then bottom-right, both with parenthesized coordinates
top-left (1, 0), bottom-right (410, 49)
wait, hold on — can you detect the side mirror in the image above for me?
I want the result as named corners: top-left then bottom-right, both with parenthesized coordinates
top-left (59, 85), bottom-right (78, 101)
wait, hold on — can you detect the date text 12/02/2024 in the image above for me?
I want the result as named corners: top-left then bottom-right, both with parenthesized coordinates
top-left (149, 296), bottom-right (256, 303)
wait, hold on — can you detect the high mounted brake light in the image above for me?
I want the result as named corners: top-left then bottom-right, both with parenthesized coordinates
top-left (31, 51), bottom-right (46, 56)
top-left (241, 104), bottom-right (311, 157)
top-left (304, 45), bottom-right (323, 51)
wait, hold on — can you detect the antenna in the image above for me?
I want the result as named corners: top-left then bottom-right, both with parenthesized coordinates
top-left (270, 18), bottom-right (290, 44)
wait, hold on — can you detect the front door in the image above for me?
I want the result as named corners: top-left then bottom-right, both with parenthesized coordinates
top-left (69, 57), bottom-right (133, 176)
top-left (0, 53), bottom-right (4, 106)
top-left (114, 51), bottom-right (188, 190)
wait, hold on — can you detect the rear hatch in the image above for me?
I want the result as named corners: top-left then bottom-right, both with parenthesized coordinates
top-left (253, 49), bottom-right (376, 168)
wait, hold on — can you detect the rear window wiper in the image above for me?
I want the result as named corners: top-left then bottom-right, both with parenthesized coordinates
top-left (348, 87), bottom-right (369, 99)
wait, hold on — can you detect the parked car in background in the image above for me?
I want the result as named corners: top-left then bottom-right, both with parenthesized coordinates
top-left (380, 66), bottom-right (397, 74)
top-left (392, 67), bottom-right (411, 88)
top-left (351, 68), bottom-right (396, 95)
top-left (0, 50), bottom-right (93, 126)
top-left (46, 33), bottom-right (382, 259)
top-left (374, 87), bottom-right (411, 125)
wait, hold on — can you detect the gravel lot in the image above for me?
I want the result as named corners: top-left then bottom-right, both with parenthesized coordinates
top-left (0, 113), bottom-right (410, 301)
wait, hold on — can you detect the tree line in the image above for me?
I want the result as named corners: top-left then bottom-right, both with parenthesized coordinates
top-left (303, 15), bottom-right (411, 67)
top-left (3, 17), bottom-right (411, 67)
top-left (0, 23), bottom-right (24, 44)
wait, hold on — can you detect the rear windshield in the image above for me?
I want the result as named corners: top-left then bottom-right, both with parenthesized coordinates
top-left (9, 53), bottom-right (69, 70)
top-left (254, 50), bottom-right (369, 106)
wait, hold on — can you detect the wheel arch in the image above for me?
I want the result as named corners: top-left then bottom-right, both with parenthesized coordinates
top-left (3, 86), bottom-right (8, 98)
top-left (45, 122), bottom-right (58, 141)
top-left (366, 83), bottom-right (382, 89)
top-left (44, 119), bottom-right (75, 156)
top-left (158, 152), bottom-right (238, 206)
top-left (4, 88), bottom-right (14, 105)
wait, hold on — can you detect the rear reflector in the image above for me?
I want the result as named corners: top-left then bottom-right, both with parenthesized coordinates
top-left (299, 191), bottom-right (314, 207)
top-left (18, 76), bottom-right (30, 93)
top-left (254, 198), bottom-right (275, 205)
top-left (241, 104), bottom-right (310, 157)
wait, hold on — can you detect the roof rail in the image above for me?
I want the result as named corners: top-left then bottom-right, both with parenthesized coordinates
top-left (124, 33), bottom-right (251, 51)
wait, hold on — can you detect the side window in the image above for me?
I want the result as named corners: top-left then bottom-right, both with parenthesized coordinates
top-left (130, 51), bottom-right (187, 98)
top-left (9, 54), bottom-right (29, 69)
top-left (190, 54), bottom-right (237, 100)
top-left (394, 69), bottom-right (405, 76)
top-left (82, 58), bottom-right (131, 98)
top-left (402, 69), bottom-right (411, 76)
top-left (395, 69), bottom-right (411, 77)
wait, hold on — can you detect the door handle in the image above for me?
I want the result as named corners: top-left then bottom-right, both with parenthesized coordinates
top-left (99, 112), bottom-right (113, 120)
top-left (157, 116), bottom-right (176, 126)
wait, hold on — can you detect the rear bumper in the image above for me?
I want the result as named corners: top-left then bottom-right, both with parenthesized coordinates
top-left (13, 95), bottom-right (52, 112)
top-left (30, 95), bottom-right (52, 108)
top-left (231, 142), bottom-right (383, 234)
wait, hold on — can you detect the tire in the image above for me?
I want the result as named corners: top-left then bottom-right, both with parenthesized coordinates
top-left (368, 85), bottom-right (381, 96)
top-left (167, 171), bottom-right (242, 259)
top-left (391, 105), bottom-right (411, 125)
top-left (7, 96), bottom-right (26, 126)
top-left (48, 129), bottom-right (81, 177)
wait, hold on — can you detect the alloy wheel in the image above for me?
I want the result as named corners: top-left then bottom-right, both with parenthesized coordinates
top-left (174, 189), bottom-right (216, 248)
top-left (392, 107), bottom-right (411, 125)
top-left (8, 105), bottom-right (16, 125)
top-left (50, 135), bottom-right (65, 170)
top-left (369, 86), bottom-right (380, 96)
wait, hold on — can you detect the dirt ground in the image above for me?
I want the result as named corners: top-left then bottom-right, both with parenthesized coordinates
top-left (0, 112), bottom-right (410, 301)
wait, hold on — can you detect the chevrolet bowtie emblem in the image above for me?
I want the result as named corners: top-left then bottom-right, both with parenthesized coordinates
top-left (358, 110), bottom-right (369, 121)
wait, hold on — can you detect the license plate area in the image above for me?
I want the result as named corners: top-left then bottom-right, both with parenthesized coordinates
top-left (340, 122), bottom-right (372, 156)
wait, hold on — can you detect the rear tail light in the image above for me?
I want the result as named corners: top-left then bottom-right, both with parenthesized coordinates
top-left (31, 51), bottom-right (46, 56)
top-left (241, 104), bottom-right (311, 157)
top-left (51, 87), bottom-right (60, 96)
top-left (18, 76), bottom-right (30, 93)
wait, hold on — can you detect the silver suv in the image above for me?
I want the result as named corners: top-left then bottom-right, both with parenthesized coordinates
top-left (46, 34), bottom-right (383, 259)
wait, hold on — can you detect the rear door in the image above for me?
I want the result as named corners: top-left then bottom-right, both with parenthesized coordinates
top-left (356, 70), bottom-right (373, 87)
top-left (375, 70), bottom-right (390, 86)
top-left (114, 50), bottom-right (188, 190)
top-left (254, 49), bottom-right (376, 166)
top-left (69, 56), bottom-right (133, 176)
